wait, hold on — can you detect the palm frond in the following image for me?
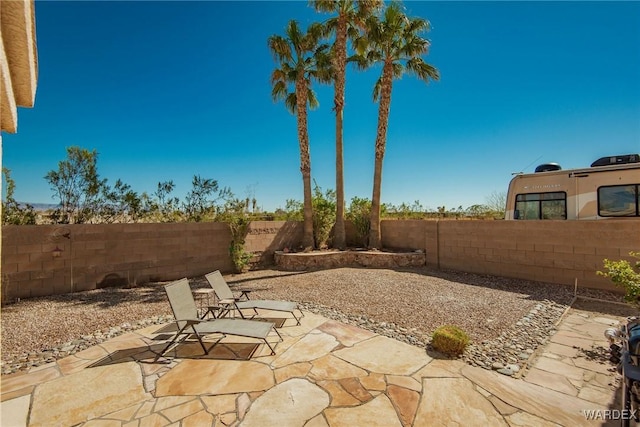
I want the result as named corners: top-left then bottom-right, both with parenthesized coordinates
top-left (364, 14), bottom-right (383, 44)
top-left (349, 53), bottom-right (370, 70)
top-left (271, 80), bottom-right (289, 102)
top-left (372, 76), bottom-right (382, 102)
top-left (346, 25), bottom-right (361, 42)
top-left (311, 0), bottom-right (338, 14)
top-left (307, 88), bottom-right (320, 110)
top-left (406, 16), bottom-right (429, 34)
top-left (391, 62), bottom-right (404, 79)
top-left (286, 20), bottom-right (303, 55)
top-left (270, 68), bottom-right (288, 84)
top-left (285, 92), bottom-right (297, 114)
top-left (322, 17), bottom-right (339, 37)
top-left (401, 34), bottom-right (429, 57)
top-left (384, 1), bottom-right (406, 32)
top-left (357, 0), bottom-right (384, 16)
top-left (268, 35), bottom-right (292, 62)
top-left (352, 33), bottom-right (369, 56)
top-left (405, 58), bottom-right (439, 82)
top-left (366, 49), bottom-right (383, 63)
top-left (306, 22), bottom-right (327, 46)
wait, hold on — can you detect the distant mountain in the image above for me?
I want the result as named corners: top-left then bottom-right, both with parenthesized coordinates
top-left (17, 202), bottom-right (58, 211)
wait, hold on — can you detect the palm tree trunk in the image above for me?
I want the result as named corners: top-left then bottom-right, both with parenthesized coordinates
top-left (296, 78), bottom-right (315, 250)
top-left (333, 16), bottom-right (347, 250)
top-left (369, 62), bottom-right (393, 249)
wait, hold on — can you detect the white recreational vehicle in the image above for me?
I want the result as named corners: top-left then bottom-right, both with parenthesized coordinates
top-left (505, 154), bottom-right (640, 220)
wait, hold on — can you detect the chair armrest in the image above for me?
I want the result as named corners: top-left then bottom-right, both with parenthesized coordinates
top-left (236, 289), bottom-right (252, 301)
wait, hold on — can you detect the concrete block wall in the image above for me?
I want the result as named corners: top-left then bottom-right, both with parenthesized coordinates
top-left (2, 219), bottom-right (637, 300)
top-left (380, 219), bottom-right (638, 292)
top-left (243, 221), bottom-right (303, 268)
top-left (381, 220), bottom-right (439, 266)
top-left (1, 221), bottom-right (303, 301)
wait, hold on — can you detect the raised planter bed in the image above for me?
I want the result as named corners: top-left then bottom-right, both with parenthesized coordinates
top-left (274, 249), bottom-right (426, 271)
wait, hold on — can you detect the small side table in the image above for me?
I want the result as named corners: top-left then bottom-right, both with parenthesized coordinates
top-left (193, 288), bottom-right (219, 319)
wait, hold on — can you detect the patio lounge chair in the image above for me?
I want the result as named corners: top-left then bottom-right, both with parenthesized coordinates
top-left (155, 278), bottom-right (282, 361)
top-left (205, 270), bottom-right (303, 326)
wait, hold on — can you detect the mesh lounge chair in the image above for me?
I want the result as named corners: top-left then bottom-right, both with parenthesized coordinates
top-left (205, 270), bottom-right (303, 326)
top-left (155, 278), bottom-right (281, 361)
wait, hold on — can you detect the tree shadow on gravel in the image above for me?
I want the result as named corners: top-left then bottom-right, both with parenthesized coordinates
top-left (370, 266), bottom-right (579, 306)
top-left (1, 272), bottom-right (313, 313)
top-left (0, 283), bottom-right (172, 311)
top-left (215, 271), bottom-right (312, 286)
top-left (572, 298), bottom-right (638, 318)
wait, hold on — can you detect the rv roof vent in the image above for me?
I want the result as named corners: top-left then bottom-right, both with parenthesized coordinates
top-left (590, 154), bottom-right (640, 167)
top-left (535, 163), bottom-right (562, 173)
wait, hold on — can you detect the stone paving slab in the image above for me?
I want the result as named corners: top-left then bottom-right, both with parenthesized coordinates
top-left (415, 376), bottom-right (508, 426)
top-left (155, 359), bottom-right (275, 396)
top-left (1, 394), bottom-right (30, 427)
top-left (29, 362), bottom-right (150, 427)
top-left (333, 335), bottom-right (432, 375)
top-left (240, 378), bottom-right (329, 426)
top-left (463, 365), bottom-right (607, 426)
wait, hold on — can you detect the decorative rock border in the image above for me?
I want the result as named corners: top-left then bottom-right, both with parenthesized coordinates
top-left (300, 300), bottom-right (570, 378)
top-left (274, 250), bottom-right (426, 271)
top-left (1, 316), bottom-right (175, 375)
top-left (2, 300), bottom-right (567, 378)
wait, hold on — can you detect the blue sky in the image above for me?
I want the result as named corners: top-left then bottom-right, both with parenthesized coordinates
top-left (3, 1), bottom-right (640, 212)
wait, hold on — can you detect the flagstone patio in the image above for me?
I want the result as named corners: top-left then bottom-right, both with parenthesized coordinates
top-left (0, 304), bottom-right (628, 426)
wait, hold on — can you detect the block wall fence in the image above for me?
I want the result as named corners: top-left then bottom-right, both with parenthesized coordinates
top-left (381, 219), bottom-right (639, 292)
top-left (2, 219), bottom-right (638, 301)
top-left (1, 221), bottom-right (302, 301)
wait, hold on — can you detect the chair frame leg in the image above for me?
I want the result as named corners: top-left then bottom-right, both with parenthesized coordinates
top-left (154, 323), bottom-right (227, 362)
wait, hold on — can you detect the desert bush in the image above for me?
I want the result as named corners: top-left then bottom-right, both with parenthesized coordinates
top-left (312, 183), bottom-right (336, 249)
top-left (219, 199), bottom-right (253, 273)
top-left (347, 197), bottom-right (371, 247)
top-left (598, 251), bottom-right (640, 305)
top-left (2, 168), bottom-right (36, 225)
top-left (44, 146), bottom-right (107, 224)
top-left (431, 325), bottom-right (470, 356)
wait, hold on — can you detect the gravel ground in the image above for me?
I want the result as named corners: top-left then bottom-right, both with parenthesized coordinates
top-left (1, 267), bottom-right (622, 375)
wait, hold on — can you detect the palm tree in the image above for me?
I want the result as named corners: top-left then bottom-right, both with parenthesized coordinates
top-left (355, 2), bottom-right (439, 249)
top-left (311, 0), bottom-right (383, 250)
top-left (269, 21), bottom-right (332, 250)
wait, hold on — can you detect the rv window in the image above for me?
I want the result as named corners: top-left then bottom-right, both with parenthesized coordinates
top-left (598, 184), bottom-right (640, 217)
top-left (515, 192), bottom-right (567, 220)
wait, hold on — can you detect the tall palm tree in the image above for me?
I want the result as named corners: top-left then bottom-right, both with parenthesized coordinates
top-left (356, 2), bottom-right (439, 249)
top-left (269, 21), bottom-right (332, 250)
top-left (311, 0), bottom-right (383, 250)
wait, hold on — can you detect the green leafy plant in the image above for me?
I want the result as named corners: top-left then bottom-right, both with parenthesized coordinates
top-left (220, 199), bottom-right (253, 273)
top-left (183, 175), bottom-right (231, 222)
top-left (44, 146), bottom-right (107, 224)
top-left (312, 183), bottom-right (336, 249)
top-left (2, 168), bottom-right (37, 225)
top-left (283, 199), bottom-right (304, 221)
top-left (598, 252), bottom-right (640, 305)
top-left (431, 325), bottom-right (470, 357)
top-left (346, 197), bottom-right (371, 247)
top-left (99, 179), bottom-right (142, 223)
top-left (229, 240), bottom-right (252, 273)
top-left (147, 180), bottom-right (182, 223)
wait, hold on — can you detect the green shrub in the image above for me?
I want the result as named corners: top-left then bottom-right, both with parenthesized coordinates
top-left (312, 183), bottom-right (336, 249)
top-left (598, 251), bottom-right (640, 305)
top-left (346, 197), bottom-right (371, 247)
top-left (431, 325), bottom-right (470, 356)
top-left (2, 168), bottom-right (37, 225)
top-left (219, 199), bottom-right (253, 273)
